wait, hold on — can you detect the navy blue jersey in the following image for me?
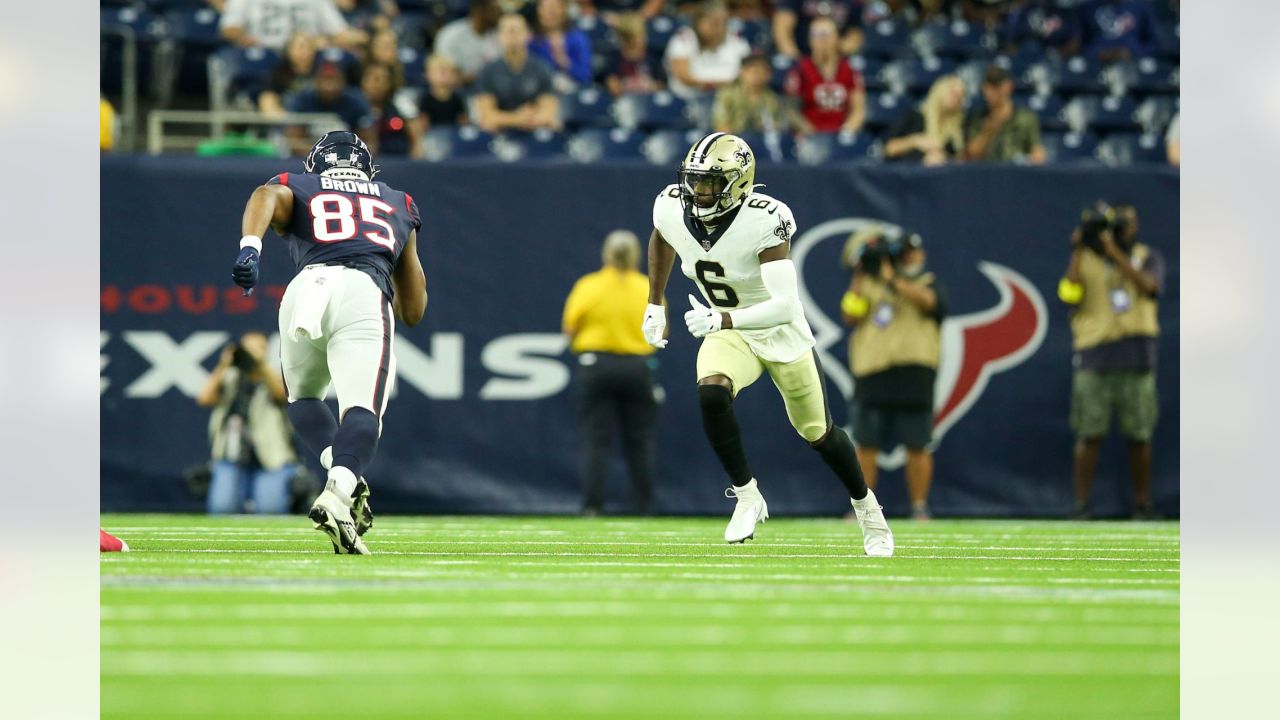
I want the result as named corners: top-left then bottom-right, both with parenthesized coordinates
top-left (267, 172), bottom-right (422, 299)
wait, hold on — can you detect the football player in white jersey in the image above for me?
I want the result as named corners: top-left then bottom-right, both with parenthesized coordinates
top-left (642, 133), bottom-right (894, 556)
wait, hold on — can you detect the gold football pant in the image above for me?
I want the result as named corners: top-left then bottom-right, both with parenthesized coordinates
top-left (695, 329), bottom-right (831, 442)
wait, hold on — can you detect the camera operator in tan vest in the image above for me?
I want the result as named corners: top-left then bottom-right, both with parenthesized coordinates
top-left (1059, 203), bottom-right (1166, 519)
top-left (841, 228), bottom-right (946, 520)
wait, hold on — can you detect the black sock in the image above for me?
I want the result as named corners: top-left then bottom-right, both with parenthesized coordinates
top-left (287, 399), bottom-right (339, 461)
top-left (698, 384), bottom-right (753, 486)
top-left (812, 427), bottom-right (868, 500)
top-left (331, 407), bottom-right (380, 479)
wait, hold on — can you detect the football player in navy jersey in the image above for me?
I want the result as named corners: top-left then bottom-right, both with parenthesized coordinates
top-left (231, 131), bottom-right (426, 554)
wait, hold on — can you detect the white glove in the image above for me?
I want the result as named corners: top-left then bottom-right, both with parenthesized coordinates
top-left (641, 303), bottom-right (668, 348)
top-left (684, 294), bottom-right (723, 338)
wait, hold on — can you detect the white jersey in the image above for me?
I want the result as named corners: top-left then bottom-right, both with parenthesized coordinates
top-left (653, 184), bottom-right (816, 363)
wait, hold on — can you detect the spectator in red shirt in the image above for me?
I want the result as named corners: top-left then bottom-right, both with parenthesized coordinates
top-left (784, 16), bottom-right (866, 134)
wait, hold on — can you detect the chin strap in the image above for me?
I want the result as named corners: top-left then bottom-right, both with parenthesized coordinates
top-left (691, 199), bottom-right (740, 222)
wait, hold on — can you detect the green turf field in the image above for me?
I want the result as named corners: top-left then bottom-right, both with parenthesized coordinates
top-left (100, 515), bottom-right (1178, 719)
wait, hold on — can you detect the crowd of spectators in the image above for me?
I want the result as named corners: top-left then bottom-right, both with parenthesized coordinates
top-left (104, 0), bottom-right (1180, 163)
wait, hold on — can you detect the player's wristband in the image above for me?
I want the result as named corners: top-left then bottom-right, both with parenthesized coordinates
top-left (841, 291), bottom-right (869, 318)
top-left (240, 235), bottom-right (263, 253)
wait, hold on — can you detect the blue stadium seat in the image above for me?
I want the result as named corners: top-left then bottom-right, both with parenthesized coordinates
top-left (160, 7), bottom-right (224, 98)
top-left (398, 47), bottom-right (426, 86)
top-left (850, 55), bottom-right (887, 91)
top-left (392, 12), bottom-right (430, 51)
top-left (1065, 95), bottom-right (1141, 133)
top-left (1050, 55), bottom-right (1106, 94)
top-left (1023, 92), bottom-right (1067, 131)
top-left (491, 131), bottom-right (569, 162)
top-left (864, 92), bottom-right (909, 131)
top-left (576, 15), bottom-right (616, 54)
top-left (1153, 20), bottom-right (1179, 60)
top-left (732, 18), bottom-right (771, 50)
top-left (101, 6), bottom-right (161, 37)
top-left (210, 46), bottom-right (280, 101)
top-left (102, 6), bottom-right (164, 97)
top-left (640, 129), bottom-right (699, 165)
top-left (149, 0), bottom-right (214, 9)
top-left (1135, 96), bottom-right (1178, 135)
top-left (860, 19), bottom-right (913, 59)
top-left (317, 47), bottom-right (361, 74)
top-left (795, 132), bottom-right (876, 165)
top-left (1003, 41), bottom-right (1047, 70)
top-left (987, 49), bottom-right (1051, 94)
top-left (163, 8), bottom-right (222, 47)
top-left (646, 16), bottom-right (680, 56)
top-left (882, 56), bottom-right (957, 95)
top-left (913, 20), bottom-right (996, 59)
top-left (567, 128), bottom-right (647, 163)
top-left (421, 126), bottom-right (493, 161)
top-left (440, 0), bottom-right (471, 20)
top-left (771, 54), bottom-right (795, 92)
top-left (1124, 58), bottom-right (1179, 95)
top-left (736, 132), bottom-right (796, 164)
top-left (560, 87), bottom-right (616, 129)
top-left (1097, 132), bottom-right (1166, 166)
top-left (613, 91), bottom-right (693, 131)
top-left (1042, 131), bottom-right (1100, 164)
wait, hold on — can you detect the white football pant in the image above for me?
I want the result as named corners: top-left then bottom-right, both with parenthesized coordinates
top-left (278, 265), bottom-right (396, 420)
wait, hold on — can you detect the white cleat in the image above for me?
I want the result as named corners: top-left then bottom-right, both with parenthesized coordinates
top-left (320, 446), bottom-right (373, 537)
top-left (309, 488), bottom-right (370, 555)
top-left (852, 489), bottom-right (895, 557)
top-left (724, 478), bottom-right (769, 544)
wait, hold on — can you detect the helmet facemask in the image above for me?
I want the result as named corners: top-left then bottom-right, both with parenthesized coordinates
top-left (678, 167), bottom-right (742, 221)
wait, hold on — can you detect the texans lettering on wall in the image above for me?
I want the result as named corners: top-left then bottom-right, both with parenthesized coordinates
top-left (793, 218), bottom-right (1048, 469)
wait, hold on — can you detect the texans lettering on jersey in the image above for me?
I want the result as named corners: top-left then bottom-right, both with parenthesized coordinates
top-left (267, 172), bottom-right (422, 299)
top-left (652, 185), bottom-right (816, 363)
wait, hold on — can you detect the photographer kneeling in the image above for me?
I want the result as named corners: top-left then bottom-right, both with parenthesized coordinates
top-left (196, 331), bottom-right (300, 515)
top-left (841, 229), bottom-right (947, 520)
top-left (1061, 204), bottom-right (1165, 519)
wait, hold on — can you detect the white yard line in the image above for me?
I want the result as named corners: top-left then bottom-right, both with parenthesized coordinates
top-left (104, 547), bottom-right (1177, 563)
top-left (99, 648), bottom-right (1177, 679)
top-left (122, 536), bottom-right (1181, 555)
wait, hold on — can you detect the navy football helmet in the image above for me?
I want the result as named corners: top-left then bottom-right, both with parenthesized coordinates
top-left (303, 131), bottom-right (379, 180)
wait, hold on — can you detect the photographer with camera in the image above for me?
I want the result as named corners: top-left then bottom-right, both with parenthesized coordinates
top-left (1060, 203), bottom-right (1165, 519)
top-left (841, 227), bottom-right (947, 521)
top-left (195, 331), bottom-right (300, 515)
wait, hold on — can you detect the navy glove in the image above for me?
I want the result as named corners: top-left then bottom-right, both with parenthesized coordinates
top-left (232, 246), bottom-right (260, 296)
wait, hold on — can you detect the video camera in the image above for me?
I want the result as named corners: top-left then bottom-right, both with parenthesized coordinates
top-left (229, 342), bottom-right (258, 372)
top-left (1078, 201), bottom-right (1127, 255)
top-left (854, 230), bottom-right (922, 276)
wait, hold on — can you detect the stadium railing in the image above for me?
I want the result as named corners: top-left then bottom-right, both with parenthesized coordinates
top-left (102, 26), bottom-right (140, 153)
top-left (146, 110), bottom-right (346, 155)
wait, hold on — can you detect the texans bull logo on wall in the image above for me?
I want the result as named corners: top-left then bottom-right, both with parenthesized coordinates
top-left (793, 218), bottom-right (1048, 470)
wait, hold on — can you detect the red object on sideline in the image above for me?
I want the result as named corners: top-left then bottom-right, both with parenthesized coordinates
top-left (100, 528), bottom-right (128, 553)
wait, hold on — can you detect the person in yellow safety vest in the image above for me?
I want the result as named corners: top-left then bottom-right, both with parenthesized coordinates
top-left (841, 228), bottom-right (946, 521)
top-left (1059, 203), bottom-right (1166, 520)
top-left (563, 230), bottom-right (662, 515)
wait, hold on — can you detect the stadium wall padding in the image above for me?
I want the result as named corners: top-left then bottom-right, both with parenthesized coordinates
top-left (100, 156), bottom-right (1179, 517)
